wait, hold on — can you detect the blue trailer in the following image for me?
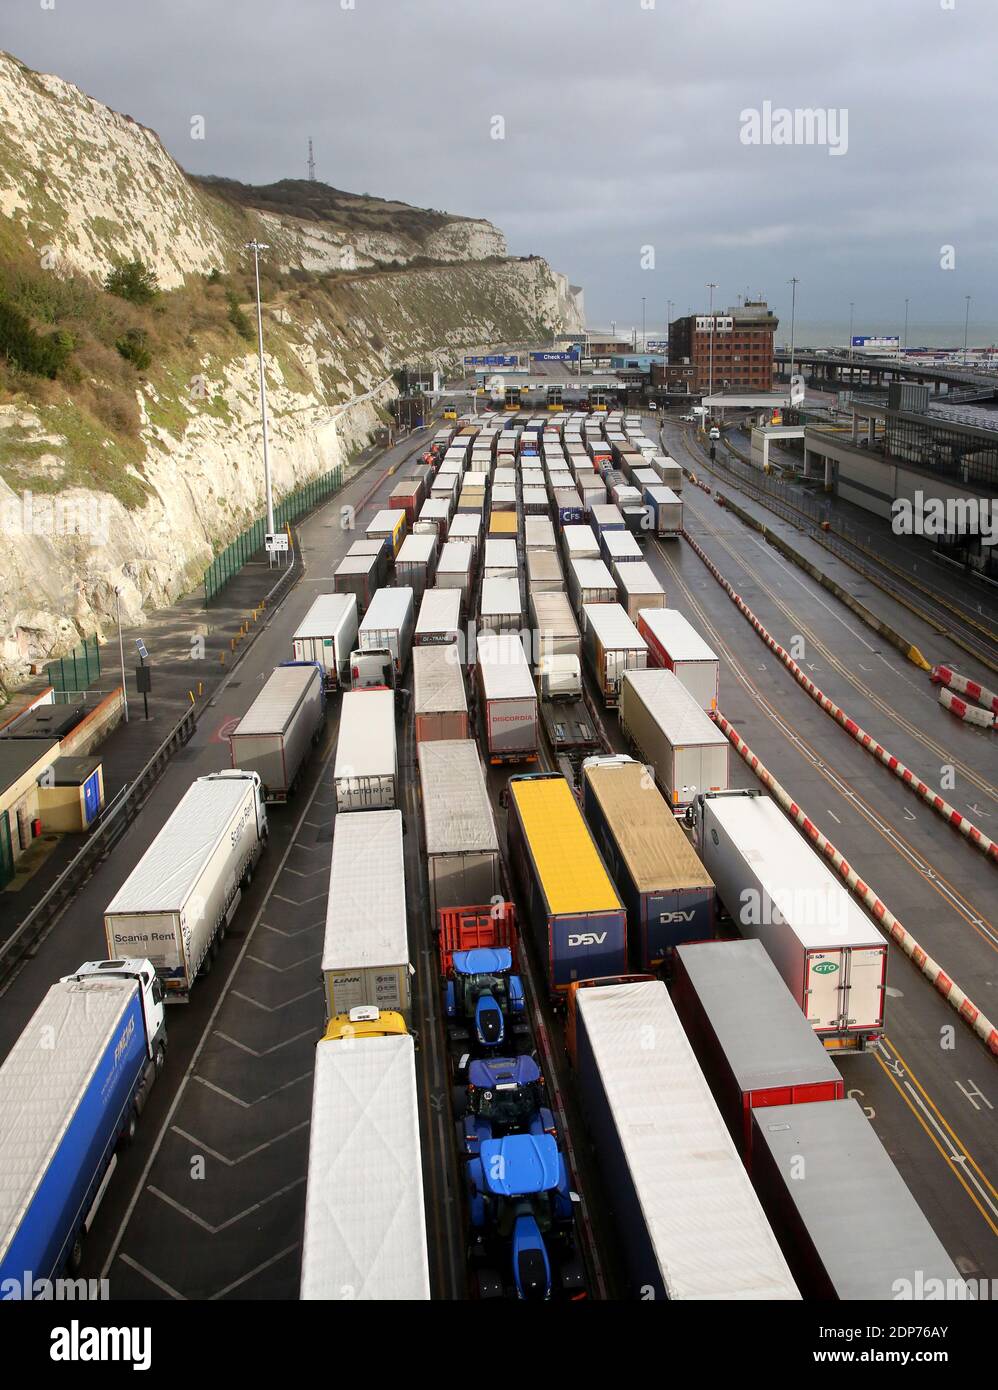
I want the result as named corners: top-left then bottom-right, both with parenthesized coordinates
top-left (0, 959), bottom-right (167, 1286)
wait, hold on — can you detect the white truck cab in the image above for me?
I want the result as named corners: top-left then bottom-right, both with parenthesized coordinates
top-left (62, 957), bottom-right (168, 1065)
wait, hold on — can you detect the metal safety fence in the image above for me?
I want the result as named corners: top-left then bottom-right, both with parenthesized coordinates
top-left (203, 465), bottom-right (343, 605)
top-left (44, 636), bottom-right (101, 698)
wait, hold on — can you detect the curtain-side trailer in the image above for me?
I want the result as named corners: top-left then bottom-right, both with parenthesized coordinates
top-left (475, 633), bottom-right (538, 764)
top-left (418, 739), bottom-right (501, 925)
top-left (333, 689), bottom-right (397, 811)
top-left (413, 644), bottom-right (469, 742)
top-left (228, 662), bottom-right (326, 800)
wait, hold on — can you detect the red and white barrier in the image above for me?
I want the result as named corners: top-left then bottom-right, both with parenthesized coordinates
top-left (713, 711), bottom-right (998, 1058)
top-left (931, 664), bottom-right (998, 718)
top-left (683, 529), bottom-right (998, 866)
top-left (938, 687), bottom-right (996, 730)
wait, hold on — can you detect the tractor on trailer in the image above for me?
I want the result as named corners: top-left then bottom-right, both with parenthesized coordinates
top-left (455, 1054), bottom-right (557, 1156)
top-left (0, 959), bottom-right (166, 1285)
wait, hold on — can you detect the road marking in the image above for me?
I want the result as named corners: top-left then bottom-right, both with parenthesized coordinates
top-left (826, 808), bottom-right (841, 824)
top-left (230, 986), bottom-right (322, 1012)
top-left (209, 1244), bottom-right (301, 1300)
top-left (245, 951), bottom-right (322, 974)
top-left (148, 1178), bottom-right (305, 1234)
top-left (117, 1254), bottom-right (185, 1300)
top-left (193, 1071), bottom-right (313, 1107)
top-left (172, 1121), bottom-right (309, 1166)
top-left (955, 1079), bottom-right (993, 1113)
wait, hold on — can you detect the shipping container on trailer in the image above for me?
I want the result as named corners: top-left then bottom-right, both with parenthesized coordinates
top-left (488, 510), bottom-right (518, 536)
top-left (524, 515), bottom-right (557, 551)
top-left (522, 486), bottom-right (550, 516)
top-left (322, 809), bottom-right (410, 1020)
top-left (483, 538), bottom-right (518, 581)
top-left (228, 661), bottom-right (325, 800)
top-left (447, 513), bottom-right (482, 556)
top-left (527, 549), bottom-right (565, 594)
top-left (104, 772), bottom-right (267, 997)
top-left (291, 593), bottom-right (359, 689)
top-left (563, 525), bottom-right (600, 565)
top-left (650, 455), bottom-right (683, 490)
top-left (395, 532), bottom-right (437, 601)
top-left (479, 576), bottom-right (522, 634)
top-left (567, 557), bottom-right (617, 619)
top-left (300, 1032), bottom-right (429, 1301)
top-left (644, 486), bottom-right (683, 538)
top-left (475, 632), bottom-right (538, 763)
top-left (554, 488), bottom-right (584, 526)
top-left (614, 562), bottom-right (665, 622)
top-left (413, 644), bottom-right (468, 743)
top-left (751, 1100), bottom-right (964, 1300)
top-left (636, 608), bottom-right (719, 710)
top-left (620, 668), bottom-right (728, 806)
top-left (582, 603), bottom-right (648, 706)
top-left (601, 529), bottom-right (644, 569)
top-left (693, 791), bottom-right (888, 1048)
top-left (673, 939), bottom-right (844, 1158)
top-left (414, 587), bottom-right (463, 647)
top-left (418, 739), bottom-right (501, 924)
top-left (530, 589), bottom-right (581, 663)
top-left (568, 978), bottom-right (800, 1301)
top-left (333, 689), bottom-right (397, 812)
top-left (366, 508), bottom-right (407, 557)
top-left (358, 586), bottom-right (415, 675)
top-left (506, 773), bottom-right (627, 993)
top-left (581, 755), bottom-right (715, 969)
top-left (334, 554), bottom-right (379, 614)
top-left (590, 502), bottom-right (625, 534)
top-left (437, 540), bottom-right (474, 605)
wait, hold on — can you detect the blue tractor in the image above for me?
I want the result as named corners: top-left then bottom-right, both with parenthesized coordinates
top-left (466, 1133), bottom-right (586, 1301)
top-left (455, 1055), bottom-right (557, 1156)
top-left (444, 947), bottom-right (529, 1062)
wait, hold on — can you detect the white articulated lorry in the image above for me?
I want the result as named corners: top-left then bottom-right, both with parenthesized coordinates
top-left (103, 770), bottom-right (268, 999)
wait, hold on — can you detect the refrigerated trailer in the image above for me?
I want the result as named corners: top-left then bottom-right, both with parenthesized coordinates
top-left (104, 771), bottom-right (267, 997)
top-left (322, 810), bottom-right (411, 1021)
top-left (358, 586), bottom-right (415, 675)
top-left (291, 594), bottom-right (359, 690)
top-left (581, 603), bottom-right (648, 706)
top-left (228, 661), bottom-right (325, 800)
top-left (567, 978), bottom-right (799, 1301)
top-left (475, 633), bottom-right (538, 763)
top-left (673, 939), bottom-right (844, 1158)
top-left (751, 1100), bottom-right (965, 1300)
top-left (414, 587), bottom-right (463, 647)
top-left (418, 739), bottom-right (501, 925)
top-left (506, 773), bottom-right (627, 993)
top-left (619, 668), bottom-right (728, 806)
top-left (637, 608), bottom-right (719, 711)
top-left (413, 644), bottom-right (468, 743)
top-left (0, 959), bottom-right (167, 1284)
top-left (692, 791), bottom-right (888, 1048)
top-left (581, 755), bottom-right (715, 969)
top-left (333, 689), bottom-right (397, 812)
top-left (479, 576), bottom-right (522, 634)
top-left (300, 1032), bottom-right (430, 1300)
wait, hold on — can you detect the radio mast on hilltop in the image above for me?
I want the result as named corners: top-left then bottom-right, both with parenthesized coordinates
top-left (307, 138), bottom-right (316, 182)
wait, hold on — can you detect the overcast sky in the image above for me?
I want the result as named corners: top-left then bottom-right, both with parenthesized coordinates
top-left (4, 0), bottom-right (994, 341)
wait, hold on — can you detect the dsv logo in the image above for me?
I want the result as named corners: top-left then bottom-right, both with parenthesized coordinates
top-left (568, 932), bottom-right (608, 947)
top-left (659, 910), bottom-right (695, 924)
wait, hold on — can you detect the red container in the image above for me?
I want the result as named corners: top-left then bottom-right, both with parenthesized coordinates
top-left (388, 481), bottom-right (424, 527)
top-left (673, 939), bottom-right (844, 1164)
top-left (437, 903), bottom-right (518, 972)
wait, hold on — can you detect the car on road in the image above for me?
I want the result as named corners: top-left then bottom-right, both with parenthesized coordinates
top-left (680, 412), bottom-right (696, 422)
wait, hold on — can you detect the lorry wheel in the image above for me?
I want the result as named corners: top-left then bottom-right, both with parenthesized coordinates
top-left (122, 1107), bottom-right (139, 1149)
top-left (154, 1043), bottom-right (167, 1075)
top-left (68, 1231), bottom-right (85, 1274)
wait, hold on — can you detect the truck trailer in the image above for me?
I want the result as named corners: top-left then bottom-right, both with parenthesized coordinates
top-left (619, 668), bottom-right (728, 806)
top-left (414, 587), bottom-right (463, 647)
top-left (300, 1030), bottom-right (430, 1300)
top-left (614, 561), bottom-right (665, 622)
top-left (104, 771), bottom-right (267, 997)
top-left (291, 594), bottom-right (359, 690)
top-left (637, 607), bottom-right (719, 711)
top-left (567, 977), bottom-right (799, 1301)
top-left (644, 485), bottom-right (683, 538)
top-left (395, 533), bottom-right (437, 601)
top-left (475, 633), bottom-right (538, 763)
top-left (334, 553), bottom-right (379, 614)
top-left (333, 688), bottom-right (397, 812)
top-left (581, 603), bottom-right (648, 706)
top-left (692, 790), bottom-right (888, 1048)
top-left (418, 739), bottom-right (501, 925)
top-left (322, 810), bottom-right (411, 1022)
top-left (581, 755), bottom-right (715, 970)
top-left (0, 959), bottom-right (166, 1284)
top-left (530, 589), bottom-right (582, 663)
top-left (228, 661), bottom-right (325, 801)
top-left (673, 939), bottom-right (844, 1158)
top-left (751, 1099), bottom-right (965, 1300)
top-left (413, 644), bottom-right (469, 743)
top-left (357, 586), bottom-right (415, 676)
top-left (479, 577), bottom-right (522, 635)
top-left (506, 773), bottom-right (627, 993)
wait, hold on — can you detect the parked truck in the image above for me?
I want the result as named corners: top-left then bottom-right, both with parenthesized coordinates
top-left (691, 790), bottom-right (889, 1049)
top-left (581, 755), bottom-right (715, 970)
top-left (614, 561), bottom-right (665, 622)
top-left (644, 485), bottom-right (683, 538)
top-left (475, 633), bottom-right (538, 763)
top-left (291, 594), bottom-right (359, 690)
top-left (0, 958), bottom-right (167, 1284)
top-left (582, 603), bottom-right (648, 707)
top-left (333, 688), bottom-right (397, 812)
top-left (673, 939), bottom-right (844, 1159)
top-left (566, 976), bottom-right (799, 1301)
top-left (506, 773), bottom-right (627, 994)
top-left (619, 668), bottom-right (728, 806)
top-left (357, 586), bottom-right (415, 677)
top-left (418, 739), bottom-right (501, 924)
top-left (228, 661), bottom-right (325, 801)
top-left (636, 608), bottom-right (719, 711)
top-left (413, 644), bottom-right (469, 743)
top-left (104, 770), bottom-right (267, 998)
top-left (322, 809), bottom-right (411, 1023)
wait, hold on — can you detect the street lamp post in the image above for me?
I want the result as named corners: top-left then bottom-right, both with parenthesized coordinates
top-left (788, 277), bottom-right (799, 380)
top-left (246, 240), bottom-right (276, 545)
top-left (706, 282), bottom-right (718, 412)
top-left (115, 586), bottom-right (129, 724)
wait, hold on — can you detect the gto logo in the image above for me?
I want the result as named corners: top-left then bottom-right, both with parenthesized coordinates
top-left (813, 961), bottom-right (840, 975)
top-left (568, 932), bottom-right (608, 947)
top-left (660, 910), bottom-right (695, 924)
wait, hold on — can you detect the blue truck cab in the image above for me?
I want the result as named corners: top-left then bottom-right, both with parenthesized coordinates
top-left (466, 1133), bottom-right (584, 1301)
top-left (445, 947), bottom-right (526, 1051)
top-left (459, 1055), bottom-right (557, 1155)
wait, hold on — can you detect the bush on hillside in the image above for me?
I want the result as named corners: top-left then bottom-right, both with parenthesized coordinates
top-left (0, 297), bottom-right (74, 378)
top-left (105, 258), bottom-right (159, 306)
top-left (226, 289), bottom-right (253, 341)
top-left (115, 327), bottom-right (152, 371)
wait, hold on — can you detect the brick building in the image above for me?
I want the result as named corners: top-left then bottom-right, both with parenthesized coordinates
top-left (669, 300), bottom-right (778, 392)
